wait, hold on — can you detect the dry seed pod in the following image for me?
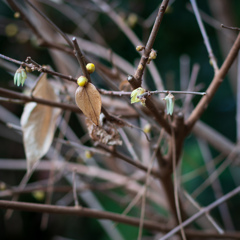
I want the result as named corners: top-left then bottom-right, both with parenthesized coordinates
top-left (75, 83), bottom-right (102, 126)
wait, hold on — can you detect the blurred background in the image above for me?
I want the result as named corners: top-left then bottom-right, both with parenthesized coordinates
top-left (1, 0), bottom-right (240, 239)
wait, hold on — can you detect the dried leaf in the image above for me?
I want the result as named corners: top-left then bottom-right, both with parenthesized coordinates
top-left (86, 115), bottom-right (122, 146)
top-left (75, 83), bottom-right (102, 126)
top-left (20, 74), bottom-right (61, 173)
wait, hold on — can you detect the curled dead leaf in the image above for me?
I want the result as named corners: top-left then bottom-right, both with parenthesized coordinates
top-left (86, 114), bottom-right (122, 146)
top-left (75, 83), bottom-right (102, 126)
top-left (20, 73), bottom-right (61, 173)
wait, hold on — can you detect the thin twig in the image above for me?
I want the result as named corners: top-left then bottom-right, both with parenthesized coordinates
top-left (191, 147), bottom-right (239, 199)
top-left (197, 139), bottom-right (234, 230)
top-left (72, 169), bottom-right (80, 207)
top-left (237, 51), bottom-right (240, 143)
top-left (186, 33), bottom-right (240, 132)
top-left (159, 184), bottom-right (240, 240)
top-left (183, 190), bottom-right (224, 234)
top-left (138, 131), bottom-right (164, 240)
top-left (169, 115), bottom-right (186, 240)
top-left (221, 24), bottom-right (240, 32)
top-left (99, 89), bottom-right (206, 97)
top-left (190, 0), bottom-right (219, 73)
top-left (72, 37), bottom-right (90, 80)
top-left (1, 200), bottom-right (240, 239)
top-left (0, 87), bottom-right (81, 113)
top-left (25, 0), bottom-right (74, 48)
top-left (134, 0), bottom-right (169, 85)
top-left (92, 0), bottom-right (166, 90)
top-left (183, 64), bottom-right (200, 115)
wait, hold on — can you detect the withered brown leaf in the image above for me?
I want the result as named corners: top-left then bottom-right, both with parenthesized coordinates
top-left (75, 83), bottom-right (102, 126)
top-left (86, 115), bottom-right (122, 146)
top-left (20, 73), bottom-right (61, 173)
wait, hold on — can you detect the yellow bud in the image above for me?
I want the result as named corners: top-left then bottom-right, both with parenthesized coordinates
top-left (0, 182), bottom-right (6, 191)
top-left (77, 76), bottom-right (88, 87)
top-left (138, 64), bottom-right (143, 70)
top-left (14, 12), bottom-right (20, 18)
top-left (209, 59), bottom-right (213, 67)
top-left (5, 23), bottom-right (18, 37)
top-left (32, 191), bottom-right (45, 201)
top-left (136, 45), bottom-right (144, 51)
top-left (149, 49), bottom-right (157, 60)
top-left (85, 150), bottom-right (93, 159)
top-left (143, 124), bottom-right (151, 133)
top-left (127, 13), bottom-right (138, 28)
top-left (86, 63), bottom-right (95, 74)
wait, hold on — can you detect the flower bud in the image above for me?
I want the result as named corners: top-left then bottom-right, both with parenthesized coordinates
top-left (85, 150), bottom-right (93, 159)
top-left (131, 87), bottom-right (146, 106)
top-left (32, 191), bottom-right (45, 201)
top-left (149, 49), bottom-right (157, 60)
top-left (14, 12), bottom-right (20, 18)
top-left (127, 13), bottom-right (138, 28)
top-left (86, 63), bottom-right (95, 74)
top-left (163, 93), bottom-right (175, 115)
top-left (136, 45), bottom-right (145, 51)
top-left (14, 67), bottom-right (27, 86)
top-left (143, 124), bottom-right (151, 133)
top-left (77, 76), bottom-right (88, 87)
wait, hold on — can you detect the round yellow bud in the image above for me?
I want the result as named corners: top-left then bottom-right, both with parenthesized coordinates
top-left (149, 49), bottom-right (157, 60)
top-left (85, 150), bottom-right (93, 159)
top-left (136, 45), bottom-right (144, 51)
top-left (127, 13), bottom-right (138, 28)
top-left (77, 76), bottom-right (88, 87)
top-left (138, 63), bottom-right (143, 70)
top-left (5, 23), bottom-right (18, 37)
top-left (32, 191), bottom-right (45, 201)
top-left (86, 63), bottom-right (95, 74)
top-left (143, 124), bottom-right (151, 133)
top-left (14, 12), bottom-right (20, 18)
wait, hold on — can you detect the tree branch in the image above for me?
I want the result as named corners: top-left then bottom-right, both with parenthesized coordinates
top-left (186, 33), bottom-right (240, 133)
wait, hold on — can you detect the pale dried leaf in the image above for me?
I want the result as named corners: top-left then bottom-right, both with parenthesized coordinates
top-left (75, 83), bottom-right (102, 126)
top-left (20, 74), bottom-right (61, 173)
top-left (86, 115), bottom-right (122, 146)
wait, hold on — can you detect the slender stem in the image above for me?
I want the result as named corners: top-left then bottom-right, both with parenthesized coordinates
top-left (72, 169), bottom-right (80, 207)
top-left (134, 0), bottom-right (169, 85)
top-left (190, 0), bottom-right (219, 73)
top-left (221, 24), bottom-right (240, 32)
top-left (99, 89), bottom-right (206, 97)
top-left (0, 87), bottom-right (81, 113)
top-left (183, 190), bottom-right (224, 234)
top-left (25, 0), bottom-right (73, 48)
top-left (186, 33), bottom-right (240, 132)
top-left (160, 184), bottom-right (240, 240)
top-left (169, 115), bottom-right (186, 240)
top-left (0, 200), bottom-right (240, 239)
top-left (237, 51), bottom-right (240, 143)
top-left (138, 132), bottom-right (164, 240)
top-left (72, 37), bottom-right (90, 80)
top-left (0, 53), bottom-right (77, 83)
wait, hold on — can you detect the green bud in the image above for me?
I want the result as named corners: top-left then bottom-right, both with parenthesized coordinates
top-left (163, 93), bottom-right (175, 115)
top-left (14, 67), bottom-right (27, 87)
